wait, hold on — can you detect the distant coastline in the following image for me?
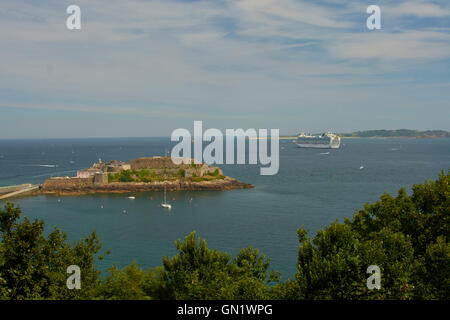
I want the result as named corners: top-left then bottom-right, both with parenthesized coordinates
top-left (276, 129), bottom-right (449, 140)
top-left (337, 129), bottom-right (449, 139)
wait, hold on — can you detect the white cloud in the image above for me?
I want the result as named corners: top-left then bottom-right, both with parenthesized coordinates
top-left (388, 1), bottom-right (450, 18)
top-left (329, 30), bottom-right (450, 60)
top-left (233, 0), bottom-right (354, 28)
top-left (0, 0), bottom-right (450, 136)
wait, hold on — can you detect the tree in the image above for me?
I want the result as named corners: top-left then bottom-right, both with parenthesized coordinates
top-left (280, 170), bottom-right (449, 300)
top-left (94, 262), bottom-right (152, 300)
top-left (147, 232), bottom-right (279, 300)
top-left (0, 202), bottom-right (104, 299)
top-left (118, 170), bottom-right (134, 182)
top-left (92, 232), bottom-right (279, 300)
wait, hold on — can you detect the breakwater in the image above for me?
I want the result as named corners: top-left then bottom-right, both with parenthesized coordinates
top-left (0, 184), bottom-right (40, 200)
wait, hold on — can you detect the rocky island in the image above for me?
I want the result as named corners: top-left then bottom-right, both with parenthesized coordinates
top-left (40, 157), bottom-right (253, 195)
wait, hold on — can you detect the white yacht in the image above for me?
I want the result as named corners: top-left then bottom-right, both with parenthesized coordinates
top-left (161, 185), bottom-right (171, 209)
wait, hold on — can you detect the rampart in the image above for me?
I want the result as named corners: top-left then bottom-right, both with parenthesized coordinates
top-left (130, 157), bottom-right (222, 177)
top-left (42, 173), bottom-right (108, 191)
top-left (43, 177), bottom-right (94, 191)
top-left (130, 157), bottom-right (192, 170)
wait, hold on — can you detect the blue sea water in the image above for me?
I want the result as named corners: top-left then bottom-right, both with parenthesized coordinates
top-left (0, 137), bottom-right (449, 279)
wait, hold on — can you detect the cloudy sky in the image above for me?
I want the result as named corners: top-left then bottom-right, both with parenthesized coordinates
top-left (1, 0), bottom-right (449, 138)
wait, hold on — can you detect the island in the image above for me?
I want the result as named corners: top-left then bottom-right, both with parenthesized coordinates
top-left (338, 129), bottom-right (449, 139)
top-left (40, 157), bottom-right (253, 195)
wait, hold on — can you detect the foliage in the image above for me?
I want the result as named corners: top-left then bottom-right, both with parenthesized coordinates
top-left (109, 168), bottom-right (223, 183)
top-left (206, 169), bottom-right (220, 176)
top-left (93, 232), bottom-right (279, 300)
top-left (0, 202), bottom-right (104, 300)
top-left (108, 170), bottom-right (135, 183)
top-left (118, 170), bottom-right (134, 182)
top-left (151, 232), bottom-right (279, 299)
top-left (95, 262), bottom-right (152, 300)
top-left (277, 170), bottom-right (449, 300)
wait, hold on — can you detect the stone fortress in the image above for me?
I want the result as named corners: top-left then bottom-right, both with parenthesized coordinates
top-left (42, 157), bottom-right (224, 191)
top-left (130, 157), bottom-right (223, 177)
top-left (77, 159), bottom-right (130, 178)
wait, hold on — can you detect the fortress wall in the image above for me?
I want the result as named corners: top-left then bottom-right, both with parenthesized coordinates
top-left (130, 157), bottom-right (183, 170)
top-left (130, 158), bottom-right (223, 177)
top-left (42, 177), bottom-right (94, 191)
top-left (94, 173), bottom-right (108, 185)
top-left (145, 167), bottom-right (222, 177)
top-left (149, 169), bottom-right (181, 175)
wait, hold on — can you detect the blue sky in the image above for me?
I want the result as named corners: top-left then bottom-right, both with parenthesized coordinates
top-left (0, 0), bottom-right (449, 138)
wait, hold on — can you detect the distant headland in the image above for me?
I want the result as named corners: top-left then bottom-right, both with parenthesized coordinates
top-left (337, 129), bottom-right (449, 139)
top-left (40, 157), bottom-right (253, 196)
top-left (277, 129), bottom-right (449, 140)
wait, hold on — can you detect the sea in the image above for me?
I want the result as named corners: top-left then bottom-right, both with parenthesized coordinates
top-left (0, 137), bottom-right (449, 279)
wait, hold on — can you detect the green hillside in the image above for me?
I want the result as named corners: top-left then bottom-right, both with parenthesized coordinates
top-left (339, 129), bottom-right (449, 138)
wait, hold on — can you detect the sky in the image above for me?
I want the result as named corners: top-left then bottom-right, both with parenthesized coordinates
top-left (0, 0), bottom-right (449, 138)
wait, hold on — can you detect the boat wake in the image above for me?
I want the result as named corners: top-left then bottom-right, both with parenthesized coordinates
top-left (30, 169), bottom-right (76, 179)
top-left (319, 152), bottom-right (330, 155)
top-left (26, 164), bottom-right (59, 168)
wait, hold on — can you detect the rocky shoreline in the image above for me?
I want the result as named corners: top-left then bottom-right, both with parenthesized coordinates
top-left (40, 177), bottom-right (254, 196)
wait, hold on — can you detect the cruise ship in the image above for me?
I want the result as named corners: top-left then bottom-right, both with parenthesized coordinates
top-left (295, 132), bottom-right (341, 149)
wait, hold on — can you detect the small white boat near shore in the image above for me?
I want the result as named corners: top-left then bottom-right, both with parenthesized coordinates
top-left (128, 196), bottom-right (135, 200)
top-left (161, 184), bottom-right (172, 209)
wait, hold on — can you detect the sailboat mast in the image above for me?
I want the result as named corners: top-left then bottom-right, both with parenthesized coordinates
top-left (164, 150), bottom-right (168, 203)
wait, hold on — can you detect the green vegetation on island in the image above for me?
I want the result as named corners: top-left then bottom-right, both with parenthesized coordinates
top-left (0, 171), bottom-right (448, 300)
top-left (339, 129), bottom-right (449, 139)
top-left (107, 169), bottom-right (225, 183)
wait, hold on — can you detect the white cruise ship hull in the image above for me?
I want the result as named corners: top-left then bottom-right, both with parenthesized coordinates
top-left (294, 132), bottom-right (341, 149)
top-left (295, 143), bottom-right (339, 149)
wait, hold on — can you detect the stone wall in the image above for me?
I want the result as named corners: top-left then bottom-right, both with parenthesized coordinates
top-left (183, 166), bottom-right (223, 177)
top-left (42, 177), bottom-right (94, 191)
top-left (0, 184), bottom-right (32, 195)
top-left (130, 157), bottom-right (186, 170)
top-left (130, 157), bottom-right (222, 177)
top-left (94, 173), bottom-right (108, 185)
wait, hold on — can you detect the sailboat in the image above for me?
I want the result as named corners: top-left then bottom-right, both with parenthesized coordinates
top-left (161, 184), bottom-right (172, 209)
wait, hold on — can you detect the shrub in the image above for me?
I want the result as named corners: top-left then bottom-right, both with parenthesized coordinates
top-left (118, 170), bottom-right (134, 182)
top-left (177, 169), bottom-right (185, 177)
